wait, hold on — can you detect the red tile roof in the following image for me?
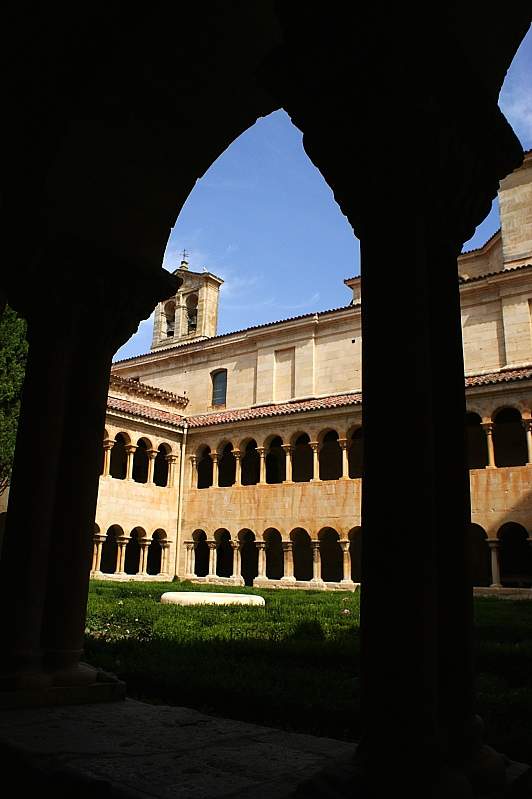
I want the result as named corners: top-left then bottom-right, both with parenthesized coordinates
top-left (109, 374), bottom-right (188, 407)
top-left (466, 367), bottom-right (532, 387)
top-left (459, 263), bottom-right (532, 284)
top-left (107, 396), bottom-right (185, 427)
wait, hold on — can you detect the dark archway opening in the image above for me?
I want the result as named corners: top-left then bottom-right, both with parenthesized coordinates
top-left (498, 522), bottom-right (532, 587)
top-left (215, 529), bottom-right (233, 577)
top-left (264, 529), bottom-right (283, 579)
top-left (109, 434), bottom-right (128, 480)
top-left (124, 528), bottom-right (143, 575)
top-left (319, 528), bottom-right (343, 582)
top-left (218, 444), bottom-right (236, 487)
top-left (493, 408), bottom-right (527, 467)
top-left (132, 439), bottom-right (149, 483)
top-left (241, 441), bottom-right (260, 486)
top-left (266, 437), bottom-right (286, 484)
top-left (468, 523), bottom-right (490, 586)
top-left (147, 530), bottom-right (164, 575)
top-left (197, 447), bottom-right (213, 489)
top-left (291, 528), bottom-right (312, 581)
top-left (292, 434), bottom-right (313, 482)
top-left (100, 525), bottom-right (121, 574)
top-left (193, 530), bottom-right (209, 577)
top-left (319, 431), bottom-right (342, 480)
top-left (348, 429), bottom-right (363, 478)
top-left (154, 445), bottom-right (169, 487)
top-left (240, 530), bottom-right (258, 586)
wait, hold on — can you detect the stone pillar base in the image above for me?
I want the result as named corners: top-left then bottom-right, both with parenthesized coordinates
top-left (0, 673), bottom-right (126, 710)
top-left (309, 579), bottom-right (326, 590)
top-left (280, 575), bottom-right (297, 584)
top-left (339, 579), bottom-right (357, 589)
top-left (253, 577), bottom-right (270, 588)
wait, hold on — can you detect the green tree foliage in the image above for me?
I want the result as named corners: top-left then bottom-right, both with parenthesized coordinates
top-left (0, 305), bottom-right (28, 495)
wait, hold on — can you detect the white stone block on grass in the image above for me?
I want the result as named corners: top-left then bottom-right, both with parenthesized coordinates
top-left (160, 591), bottom-right (265, 607)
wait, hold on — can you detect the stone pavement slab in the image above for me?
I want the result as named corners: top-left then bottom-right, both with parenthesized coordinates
top-left (0, 699), bottom-right (355, 798)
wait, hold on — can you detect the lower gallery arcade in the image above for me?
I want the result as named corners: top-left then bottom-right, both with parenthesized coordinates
top-left (92, 375), bottom-right (532, 590)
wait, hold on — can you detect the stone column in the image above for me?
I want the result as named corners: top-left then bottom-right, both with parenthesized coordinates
top-left (339, 539), bottom-right (355, 586)
top-left (0, 252), bottom-right (180, 691)
top-left (146, 449), bottom-right (158, 483)
top-left (125, 444), bottom-right (137, 480)
top-left (160, 543), bottom-right (170, 575)
top-left (116, 536), bottom-right (129, 574)
top-left (211, 452), bottom-right (219, 487)
top-left (282, 444), bottom-right (293, 482)
top-left (311, 541), bottom-right (323, 583)
top-left (91, 534), bottom-right (107, 573)
top-left (523, 420), bottom-right (532, 465)
top-left (338, 438), bottom-right (349, 479)
top-left (481, 422), bottom-right (496, 469)
top-left (189, 455), bottom-right (197, 488)
top-left (139, 541), bottom-right (150, 575)
top-left (166, 454), bottom-right (178, 487)
top-left (281, 541), bottom-right (296, 583)
top-left (487, 540), bottom-right (502, 588)
top-left (256, 541), bottom-right (267, 578)
top-left (231, 540), bottom-right (244, 584)
top-left (233, 450), bottom-right (242, 485)
top-left (310, 442), bottom-right (319, 481)
top-left (185, 542), bottom-right (194, 577)
top-left (207, 541), bottom-right (217, 578)
top-left (102, 438), bottom-right (114, 477)
top-left (256, 447), bottom-right (266, 484)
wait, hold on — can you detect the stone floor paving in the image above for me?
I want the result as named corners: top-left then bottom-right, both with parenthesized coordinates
top-left (0, 699), bottom-right (355, 798)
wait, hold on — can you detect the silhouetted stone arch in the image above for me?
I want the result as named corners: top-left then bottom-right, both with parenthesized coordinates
top-left (349, 527), bottom-right (362, 581)
top-left (319, 430), bottom-right (342, 480)
top-left (498, 522), bottom-right (532, 587)
top-left (468, 524), bottom-right (490, 586)
top-left (266, 437), bottom-right (286, 484)
top-left (264, 528), bottom-right (283, 579)
top-left (292, 433), bottom-right (313, 482)
top-left (154, 443), bottom-right (171, 487)
top-left (100, 525), bottom-right (122, 574)
top-left (147, 529), bottom-right (165, 575)
top-left (125, 527), bottom-right (144, 575)
top-left (197, 446), bottom-right (213, 489)
top-left (215, 528), bottom-right (233, 577)
top-left (465, 413), bottom-right (488, 469)
top-left (241, 440), bottom-right (260, 485)
top-left (218, 443), bottom-right (236, 487)
top-left (348, 428), bottom-right (363, 478)
top-left (239, 529), bottom-right (258, 586)
top-left (192, 529), bottom-right (208, 577)
top-left (109, 433), bottom-right (128, 479)
top-left (133, 438), bottom-right (151, 483)
top-left (164, 299), bottom-right (176, 337)
top-left (319, 527), bottom-right (343, 582)
top-left (291, 528), bottom-right (312, 581)
top-left (493, 407), bottom-right (527, 467)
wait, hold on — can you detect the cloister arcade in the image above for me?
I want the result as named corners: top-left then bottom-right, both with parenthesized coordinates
top-left (92, 524), bottom-right (171, 579)
top-left (189, 406), bottom-right (532, 490)
top-left (103, 429), bottom-right (179, 487)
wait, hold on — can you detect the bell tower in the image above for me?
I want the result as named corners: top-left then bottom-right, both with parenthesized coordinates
top-left (151, 254), bottom-right (223, 349)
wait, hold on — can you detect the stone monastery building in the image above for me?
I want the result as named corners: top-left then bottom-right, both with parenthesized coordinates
top-left (94, 151), bottom-right (532, 591)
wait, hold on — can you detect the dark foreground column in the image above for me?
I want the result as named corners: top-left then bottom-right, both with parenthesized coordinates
top-left (0, 252), bottom-right (178, 693)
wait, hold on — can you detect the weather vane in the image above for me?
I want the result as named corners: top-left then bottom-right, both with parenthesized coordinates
top-left (181, 248), bottom-right (189, 262)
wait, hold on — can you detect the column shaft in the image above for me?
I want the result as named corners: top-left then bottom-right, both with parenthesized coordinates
top-left (311, 541), bottom-right (321, 581)
top-left (189, 456), bottom-right (197, 488)
top-left (234, 452), bottom-right (242, 485)
top-left (208, 542), bottom-right (217, 577)
top-left (257, 448), bottom-right (266, 484)
top-left (339, 439), bottom-right (349, 479)
top-left (102, 440), bottom-right (114, 477)
top-left (310, 443), bottom-right (319, 481)
top-left (524, 421), bottom-right (532, 465)
top-left (340, 540), bottom-right (352, 582)
top-left (488, 541), bottom-right (502, 588)
top-left (212, 454), bottom-right (219, 487)
top-left (482, 423), bottom-right (496, 469)
top-left (125, 445), bottom-right (136, 480)
top-left (147, 451), bottom-right (157, 483)
top-left (282, 445), bottom-right (293, 482)
top-left (282, 542), bottom-right (295, 580)
top-left (256, 542), bottom-right (266, 578)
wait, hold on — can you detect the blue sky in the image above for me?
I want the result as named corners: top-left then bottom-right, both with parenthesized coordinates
top-left (114, 27), bottom-right (532, 361)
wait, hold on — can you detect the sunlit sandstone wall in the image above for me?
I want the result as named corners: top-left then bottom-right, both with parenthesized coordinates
top-left (177, 466), bottom-right (532, 575)
top-left (499, 151), bottom-right (532, 269)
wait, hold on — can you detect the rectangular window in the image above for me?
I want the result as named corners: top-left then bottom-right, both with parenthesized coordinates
top-left (212, 370), bottom-right (227, 405)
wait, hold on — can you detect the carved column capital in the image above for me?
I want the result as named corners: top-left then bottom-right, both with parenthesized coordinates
top-left (338, 438), bottom-right (348, 449)
top-left (102, 438), bottom-right (115, 451)
top-left (339, 539), bottom-right (350, 552)
top-left (207, 540), bottom-right (217, 550)
top-left (124, 443), bottom-right (137, 455)
top-left (281, 444), bottom-right (293, 454)
top-left (481, 422), bottom-right (494, 436)
top-left (282, 541), bottom-right (293, 552)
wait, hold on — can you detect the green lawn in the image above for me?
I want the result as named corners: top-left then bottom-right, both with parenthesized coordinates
top-left (84, 580), bottom-right (532, 763)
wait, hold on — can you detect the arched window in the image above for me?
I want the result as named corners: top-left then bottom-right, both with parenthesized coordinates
top-left (493, 408), bottom-right (527, 467)
top-left (164, 300), bottom-right (175, 338)
top-left (465, 413), bottom-right (488, 469)
top-left (211, 369), bottom-right (227, 406)
top-left (186, 293), bottom-right (198, 334)
top-left (109, 434), bottom-right (128, 480)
